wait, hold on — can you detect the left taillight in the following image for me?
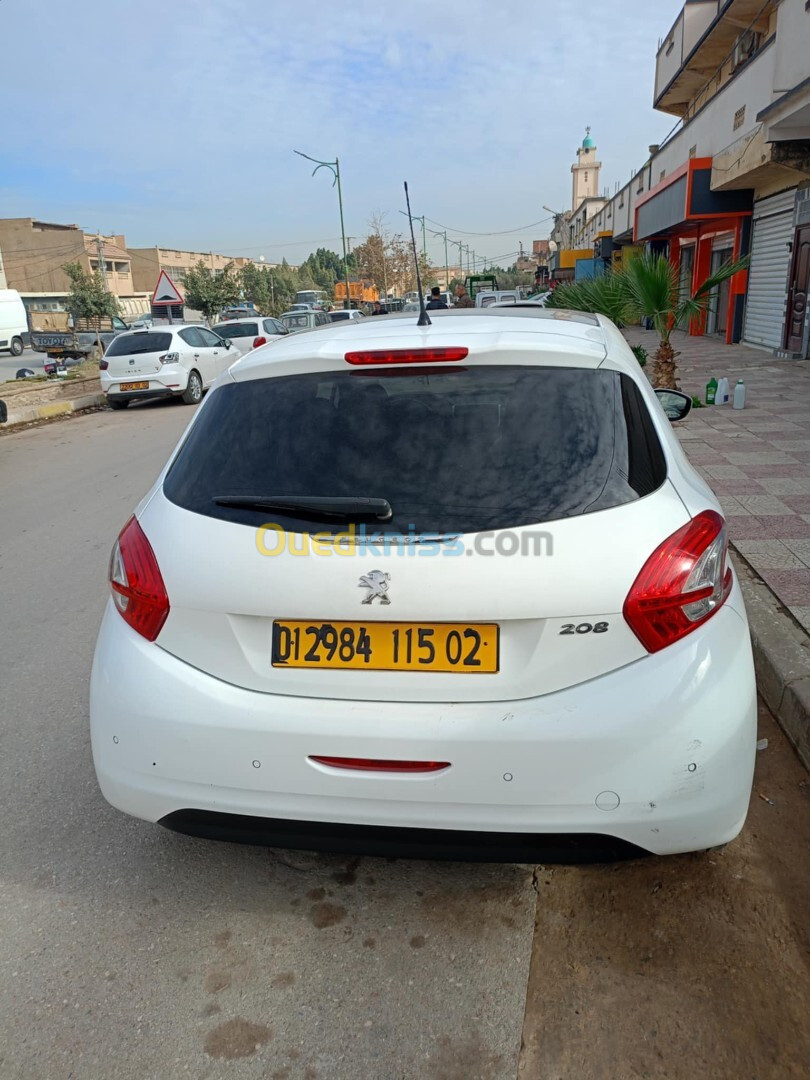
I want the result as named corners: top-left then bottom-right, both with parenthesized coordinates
top-left (623, 510), bottom-right (732, 654)
top-left (253, 336), bottom-right (267, 348)
top-left (109, 517), bottom-right (169, 641)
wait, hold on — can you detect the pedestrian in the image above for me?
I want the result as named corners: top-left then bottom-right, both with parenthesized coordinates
top-left (453, 284), bottom-right (474, 308)
top-left (426, 286), bottom-right (448, 310)
top-left (371, 300), bottom-right (385, 316)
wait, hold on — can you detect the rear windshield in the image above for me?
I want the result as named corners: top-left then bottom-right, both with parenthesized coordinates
top-left (106, 332), bottom-right (172, 356)
top-left (282, 314), bottom-right (312, 329)
top-left (213, 322), bottom-right (259, 339)
top-left (163, 366), bottom-right (667, 535)
top-left (329, 311), bottom-right (352, 320)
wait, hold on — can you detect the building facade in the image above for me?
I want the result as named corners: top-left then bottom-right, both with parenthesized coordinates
top-left (0, 218), bottom-right (149, 317)
top-left (556, 0), bottom-right (810, 354)
top-left (129, 247), bottom-right (255, 298)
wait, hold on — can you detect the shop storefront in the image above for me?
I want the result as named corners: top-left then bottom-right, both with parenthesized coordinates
top-left (634, 158), bottom-right (752, 345)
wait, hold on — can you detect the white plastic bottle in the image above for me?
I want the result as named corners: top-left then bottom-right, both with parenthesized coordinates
top-left (733, 379), bottom-right (746, 409)
top-left (716, 377), bottom-right (730, 404)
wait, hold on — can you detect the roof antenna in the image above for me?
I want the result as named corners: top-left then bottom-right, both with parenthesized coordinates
top-left (403, 182), bottom-right (431, 327)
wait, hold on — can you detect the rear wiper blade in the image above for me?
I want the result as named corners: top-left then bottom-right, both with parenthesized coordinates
top-left (213, 495), bottom-right (393, 523)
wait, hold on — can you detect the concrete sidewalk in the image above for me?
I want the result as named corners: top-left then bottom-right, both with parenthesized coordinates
top-left (624, 327), bottom-right (810, 635)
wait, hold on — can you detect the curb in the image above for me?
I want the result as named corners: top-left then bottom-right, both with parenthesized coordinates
top-left (732, 549), bottom-right (810, 768)
top-left (3, 392), bottom-right (106, 428)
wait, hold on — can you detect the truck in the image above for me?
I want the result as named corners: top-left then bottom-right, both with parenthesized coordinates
top-left (333, 280), bottom-right (380, 309)
top-left (465, 274), bottom-right (498, 298)
top-left (30, 314), bottom-right (131, 369)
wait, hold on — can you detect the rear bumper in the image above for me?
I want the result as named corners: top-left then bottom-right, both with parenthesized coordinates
top-left (90, 596), bottom-right (757, 857)
top-left (101, 369), bottom-right (188, 402)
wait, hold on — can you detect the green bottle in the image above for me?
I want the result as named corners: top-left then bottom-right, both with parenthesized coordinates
top-left (706, 376), bottom-right (718, 405)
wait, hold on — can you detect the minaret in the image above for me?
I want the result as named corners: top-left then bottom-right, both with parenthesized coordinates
top-left (571, 127), bottom-right (601, 211)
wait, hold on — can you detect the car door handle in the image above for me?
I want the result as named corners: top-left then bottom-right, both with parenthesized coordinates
top-left (194, 353), bottom-right (200, 358)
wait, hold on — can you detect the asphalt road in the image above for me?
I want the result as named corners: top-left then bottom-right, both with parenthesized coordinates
top-left (1, 404), bottom-right (808, 1079)
top-left (0, 345), bottom-right (41, 383)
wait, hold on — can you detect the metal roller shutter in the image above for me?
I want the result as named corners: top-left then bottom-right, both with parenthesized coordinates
top-left (742, 188), bottom-right (796, 351)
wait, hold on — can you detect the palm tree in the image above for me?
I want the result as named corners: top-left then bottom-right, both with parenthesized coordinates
top-left (546, 252), bottom-right (749, 389)
top-left (621, 252), bottom-right (749, 389)
top-left (544, 273), bottom-right (637, 328)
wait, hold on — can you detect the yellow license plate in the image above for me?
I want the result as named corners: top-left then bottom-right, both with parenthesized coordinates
top-left (272, 621), bottom-right (499, 673)
top-left (120, 381), bottom-right (149, 392)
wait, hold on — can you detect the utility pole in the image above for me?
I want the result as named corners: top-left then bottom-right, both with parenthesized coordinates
top-left (429, 228), bottom-right (450, 292)
top-left (398, 210), bottom-right (427, 258)
top-left (453, 239), bottom-right (465, 283)
top-left (96, 234), bottom-right (108, 290)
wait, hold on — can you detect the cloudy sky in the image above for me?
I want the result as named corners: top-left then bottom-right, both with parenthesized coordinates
top-left (1, 0), bottom-right (683, 267)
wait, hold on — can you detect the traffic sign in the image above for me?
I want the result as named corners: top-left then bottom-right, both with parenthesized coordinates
top-left (151, 270), bottom-right (184, 306)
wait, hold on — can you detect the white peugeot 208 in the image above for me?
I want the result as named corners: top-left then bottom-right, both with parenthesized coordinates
top-left (90, 309), bottom-right (756, 859)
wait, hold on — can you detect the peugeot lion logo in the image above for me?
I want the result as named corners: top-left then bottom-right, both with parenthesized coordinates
top-left (358, 570), bottom-right (391, 605)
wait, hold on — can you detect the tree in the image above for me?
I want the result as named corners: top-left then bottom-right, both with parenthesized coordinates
top-left (182, 260), bottom-right (240, 323)
top-left (268, 260), bottom-right (301, 316)
top-left (621, 252), bottom-right (748, 388)
top-left (299, 247), bottom-right (354, 291)
top-left (546, 253), bottom-right (749, 388)
top-left (545, 273), bottom-right (637, 328)
top-left (63, 261), bottom-right (120, 327)
top-left (239, 263), bottom-right (274, 315)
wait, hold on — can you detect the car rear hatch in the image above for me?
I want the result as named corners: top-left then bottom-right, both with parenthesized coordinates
top-left (142, 357), bottom-right (692, 703)
top-left (104, 331), bottom-right (174, 378)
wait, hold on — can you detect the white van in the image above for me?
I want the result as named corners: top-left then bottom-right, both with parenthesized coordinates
top-left (0, 290), bottom-right (28, 356)
top-left (475, 290), bottom-right (521, 308)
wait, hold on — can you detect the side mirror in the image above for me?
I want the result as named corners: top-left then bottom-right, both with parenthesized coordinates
top-left (223, 339), bottom-right (231, 349)
top-left (655, 388), bottom-right (692, 422)
top-left (0, 400), bottom-right (7, 423)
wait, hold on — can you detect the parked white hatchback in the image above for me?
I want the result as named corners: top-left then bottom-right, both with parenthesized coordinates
top-left (90, 308), bottom-right (756, 859)
top-left (211, 316), bottom-right (289, 352)
top-left (100, 325), bottom-right (241, 409)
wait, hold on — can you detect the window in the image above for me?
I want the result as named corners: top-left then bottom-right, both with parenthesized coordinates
top-left (106, 332), bottom-right (173, 356)
top-left (198, 327), bottom-right (225, 347)
top-left (163, 367), bottom-right (667, 537)
top-left (179, 327), bottom-right (206, 348)
top-left (212, 322), bottom-right (259, 340)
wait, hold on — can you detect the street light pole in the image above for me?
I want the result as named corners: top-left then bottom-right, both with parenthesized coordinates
top-left (294, 150), bottom-right (352, 309)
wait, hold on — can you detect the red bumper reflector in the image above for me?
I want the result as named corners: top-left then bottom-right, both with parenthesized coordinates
top-left (309, 756), bottom-right (450, 773)
top-left (344, 347), bottom-right (468, 366)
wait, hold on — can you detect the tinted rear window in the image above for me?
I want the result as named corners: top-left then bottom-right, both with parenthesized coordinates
top-left (212, 322), bottom-right (259, 339)
top-left (107, 332), bottom-right (172, 356)
top-left (163, 366), bottom-right (666, 535)
top-left (281, 314), bottom-right (313, 329)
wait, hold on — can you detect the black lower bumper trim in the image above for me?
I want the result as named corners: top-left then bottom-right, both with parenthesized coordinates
top-left (159, 809), bottom-right (650, 863)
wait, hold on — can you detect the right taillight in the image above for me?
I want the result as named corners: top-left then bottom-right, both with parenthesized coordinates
top-left (109, 517), bottom-right (169, 641)
top-left (623, 510), bottom-right (732, 653)
top-left (252, 336), bottom-right (267, 348)
top-left (99, 359), bottom-right (109, 370)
